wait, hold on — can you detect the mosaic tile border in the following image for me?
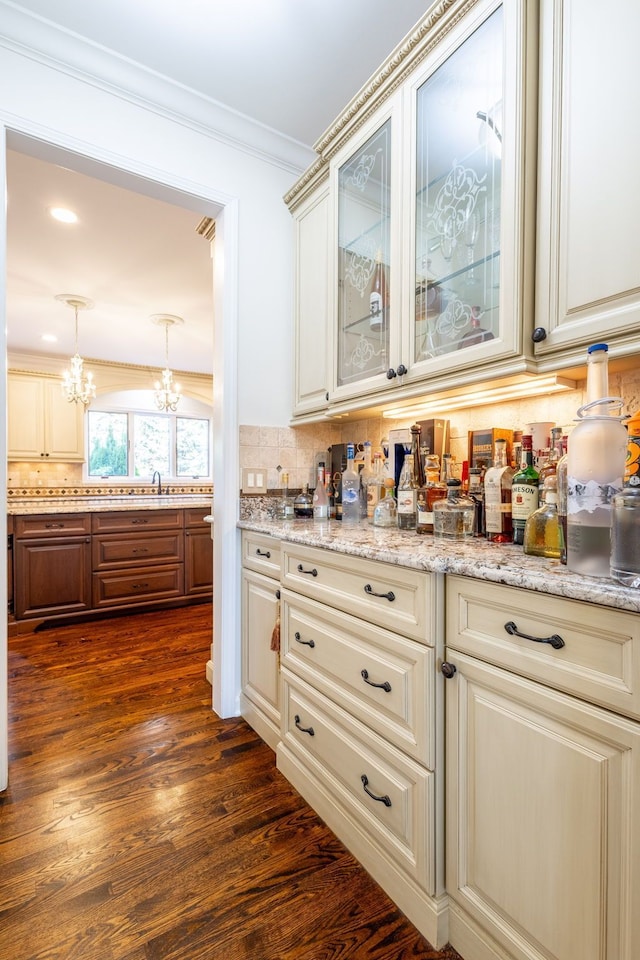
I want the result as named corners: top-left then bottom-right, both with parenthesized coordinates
top-left (7, 484), bottom-right (213, 500)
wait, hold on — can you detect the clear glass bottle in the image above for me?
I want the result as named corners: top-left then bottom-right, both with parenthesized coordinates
top-left (276, 471), bottom-right (294, 519)
top-left (523, 477), bottom-right (563, 559)
top-left (313, 463), bottom-right (329, 520)
top-left (294, 482), bottom-right (313, 519)
top-left (567, 343), bottom-right (628, 577)
top-left (511, 435), bottom-right (540, 546)
top-left (341, 443), bottom-right (361, 525)
top-left (373, 477), bottom-right (397, 527)
top-left (433, 479), bottom-right (475, 539)
top-left (468, 466), bottom-right (484, 537)
top-left (366, 452), bottom-right (384, 522)
top-left (397, 453), bottom-right (418, 530)
top-left (483, 438), bottom-right (515, 543)
top-left (538, 426), bottom-right (564, 496)
top-left (359, 441), bottom-right (374, 519)
top-left (610, 480), bottom-right (640, 586)
top-left (556, 438), bottom-right (568, 564)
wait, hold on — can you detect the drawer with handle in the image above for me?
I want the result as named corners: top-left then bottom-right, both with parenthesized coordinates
top-left (92, 532), bottom-right (183, 569)
top-left (446, 575), bottom-right (640, 720)
top-left (282, 543), bottom-right (435, 644)
top-left (242, 531), bottom-right (282, 579)
top-left (282, 590), bottom-right (434, 766)
top-left (281, 670), bottom-right (434, 892)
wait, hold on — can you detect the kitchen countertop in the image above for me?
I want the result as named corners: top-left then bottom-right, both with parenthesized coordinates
top-left (7, 496), bottom-right (212, 516)
top-left (238, 517), bottom-right (640, 615)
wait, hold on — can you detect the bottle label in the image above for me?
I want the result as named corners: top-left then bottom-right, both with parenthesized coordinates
top-left (398, 490), bottom-right (417, 514)
top-left (511, 485), bottom-right (539, 521)
top-left (567, 476), bottom-right (622, 515)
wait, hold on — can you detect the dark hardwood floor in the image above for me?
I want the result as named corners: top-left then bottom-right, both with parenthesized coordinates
top-left (1, 605), bottom-right (463, 960)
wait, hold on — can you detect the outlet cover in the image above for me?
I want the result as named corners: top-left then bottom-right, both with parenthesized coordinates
top-left (242, 467), bottom-right (267, 494)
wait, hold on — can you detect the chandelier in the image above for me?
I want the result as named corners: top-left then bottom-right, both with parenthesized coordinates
top-left (57, 294), bottom-right (96, 405)
top-left (151, 314), bottom-right (183, 412)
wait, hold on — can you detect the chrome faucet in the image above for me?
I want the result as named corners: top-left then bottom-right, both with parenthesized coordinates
top-left (151, 470), bottom-right (162, 495)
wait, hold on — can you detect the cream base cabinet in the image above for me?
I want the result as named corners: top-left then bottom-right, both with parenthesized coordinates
top-left (535, 0), bottom-right (640, 363)
top-left (240, 532), bottom-right (282, 751)
top-left (445, 577), bottom-right (640, 960)
top-left (8, 372), bottom-right (84, 461)
top-left (276, 542), bottom-right (448, 949)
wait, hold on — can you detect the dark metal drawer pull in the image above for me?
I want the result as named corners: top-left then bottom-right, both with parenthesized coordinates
top-left (364, 583), bottom-right (395, 602)
top-left (130, 518), bottom-right (150, 524)
top-left (131, 583), bottom-right (149, 590)
top-left (294, 714), bottom-right (314, 736)
top-left (360, 669), bottom-right (391, 692)
top-left (132, 548), bottom-right (149, 554)
top-left (256, 548), bottom-right (271, 558)
top-left (297, 564), bottom-right (318, 577)
top-left (504, 620), bottom-right (565, 650)
top-left (294, 631), bottom-right (315, 649)
top-left (360, 774), bottom-right (391, 807)
top-left (44, 522), bottom-right (65, 529)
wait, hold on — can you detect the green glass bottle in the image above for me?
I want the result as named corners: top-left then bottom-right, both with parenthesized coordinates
top-left (511, 435), bottom-right (539, 545)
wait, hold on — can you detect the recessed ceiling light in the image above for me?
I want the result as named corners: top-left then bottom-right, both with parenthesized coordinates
top-left (41, 333), bottom-right (58, 343)
top-left (49, 206), bottom-right (78, 224)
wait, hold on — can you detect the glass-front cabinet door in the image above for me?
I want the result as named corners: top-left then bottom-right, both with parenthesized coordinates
top-left (407, 0), bottom-right (534, 384)
top-left (332, 99), bottom-right (401, 402)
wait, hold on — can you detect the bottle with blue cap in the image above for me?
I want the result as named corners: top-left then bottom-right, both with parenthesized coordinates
top-left (341, 443), bottom-right (361, 524)
top-left (566, 343), bottom-right (628, 576)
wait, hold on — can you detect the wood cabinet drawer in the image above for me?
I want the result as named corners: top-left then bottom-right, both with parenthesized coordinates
top-left (446, 575), bottom-right (640, 720)
top-left (242, 531), bottom-right (281, 579)
top-left (15, 513), bottom-right (91, 538)
top-left (91, 509), bottom-right (183, 534)
top-left (282, 543), bottom-right (434, 644)
top-left (282, 590), bottom-right (434, 767)
top-left (281, 670), bottom-right (434, 892)
top-left (92, 564), bottom-right (183, 607)
top-left (184, 506), bottom-right (212, 527)
top-left (92, 532), bottom-right (183, 569)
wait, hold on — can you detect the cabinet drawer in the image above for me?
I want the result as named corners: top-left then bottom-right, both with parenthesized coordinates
top-left (184, 506), bottom-right (212, 528)
top-left (282, 591), bottom-right (434, 766)
top-left (91, 509), bottom-right (183, 534)
top-left (14, 513), bottom-right (91, 538)
top-left (92, 564), bottom-right (183, 607)
top-left (242, 531), bottom-right (281, 579)
top-left (446, 575), bottom-right (640, 720)
top-left (281, 671), bottom-right (434, 892)
top-left (282, 543), bottom-right (434, 644)
top-left (92, 532), bottom-right (183, 569)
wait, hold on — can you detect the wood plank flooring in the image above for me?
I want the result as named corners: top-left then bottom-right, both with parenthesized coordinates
top-left (1, 605), bottom-right (463, 960)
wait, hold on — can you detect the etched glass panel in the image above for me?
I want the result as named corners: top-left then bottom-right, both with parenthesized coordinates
top-left (337, 119), bottom-right (391, 388)
top-left (415, 7), bottom-right (503, 361)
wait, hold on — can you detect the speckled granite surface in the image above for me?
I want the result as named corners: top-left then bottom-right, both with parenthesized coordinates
top-left (238, 517), bottom-right (640, 615)
top-left (8, 496), bottom-right (212, 515)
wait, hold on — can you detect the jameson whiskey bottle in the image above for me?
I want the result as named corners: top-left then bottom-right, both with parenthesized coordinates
top-left (511, 435), bottom-right (540, 545)
top-left (483, 439), bottom-right (515, 543)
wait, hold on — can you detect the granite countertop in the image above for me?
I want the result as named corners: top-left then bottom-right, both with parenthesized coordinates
top-left (8, 495), bottom-right (212, 516)
top-left (238, 517), bottom-right (640, 615)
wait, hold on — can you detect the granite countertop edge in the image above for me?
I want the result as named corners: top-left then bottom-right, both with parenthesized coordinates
top-left (8, 496), bottom-right (212, 516)
top-left (238, 518), bottom-right (640, 615)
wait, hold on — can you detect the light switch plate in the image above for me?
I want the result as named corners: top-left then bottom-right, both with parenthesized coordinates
top-left (242, 467), bottom-right (267, 494)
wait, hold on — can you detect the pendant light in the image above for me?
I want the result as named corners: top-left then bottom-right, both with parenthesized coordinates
top-left (57, 294), bottom-right (96, 405)
top-left (151, 314), bottom-right (183, 412)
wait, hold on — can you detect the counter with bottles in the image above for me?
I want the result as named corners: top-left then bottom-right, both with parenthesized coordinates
top-left (237, 516), bottom-right (640, 614)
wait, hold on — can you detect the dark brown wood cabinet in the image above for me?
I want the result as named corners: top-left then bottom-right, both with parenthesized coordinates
top-left (11, 506), bottom-right (212, 627)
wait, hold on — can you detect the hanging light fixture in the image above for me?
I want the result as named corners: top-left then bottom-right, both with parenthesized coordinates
top-left (56, 294), bottom-right (96, 405)
top-left (151, 314), bottom-right (183, 412)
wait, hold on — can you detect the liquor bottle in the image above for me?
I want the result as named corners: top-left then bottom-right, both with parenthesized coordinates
top-left (293, 483), bottom-right (313, 518)
top-left (397, 453), bottom-right (418, 530)
top-left (369, 249), bottom-right (387, 332)
top-left (556, 439), bottom-right (568, 564)
top-left (359, 441), bottom-right (374, 519)
top-left (373, 477), bottom-right (398, 527)
top-left (538, 426), bottom-right (564, 499)
top-left (341, 443), bottom-right (361, 525)
top-left (523, 477), bottom-right (563, 559)
top-left (457, 305), bottom-right (495, 349)
top-left (276, 471), bottom-right (294, 520)
top-left (483, 438), bottom-right (515, 543)
top-left (433, 479), bottom-right (475, 539)
top-left (567, 343), bottom-right (628, 576)
top-left (468, 466), bottom-right (485, 536)
top-left (366, 452), bottom-right (384, 522)
top-left (511, 435), bottom-right (540, 545)
top-left (313, 463), bottom-right (329, 520)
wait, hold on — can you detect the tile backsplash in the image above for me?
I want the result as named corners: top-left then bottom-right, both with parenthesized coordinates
top-left (240, 364), bottom-right (640, 492)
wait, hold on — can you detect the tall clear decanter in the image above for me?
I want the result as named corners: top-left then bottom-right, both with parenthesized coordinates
top-left (567, 343), bottom-right (628, 577)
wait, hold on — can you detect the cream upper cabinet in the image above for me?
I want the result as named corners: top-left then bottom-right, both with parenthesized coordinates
top-left (8, 372), bottom-right (84, 461)
top-left (535, 0), bottom-right (640, 362)
top-left (291, 178), bottom-right (330, 417)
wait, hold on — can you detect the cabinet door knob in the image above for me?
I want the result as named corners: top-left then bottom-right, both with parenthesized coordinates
top-left (532, 326), bottom-right (547, 343)
top-left (441, 661), bottom-right (457, 679)
top-left (396, 363), bottom-right (407, 376)
top-left (386, 368), bottom-right (397, 379)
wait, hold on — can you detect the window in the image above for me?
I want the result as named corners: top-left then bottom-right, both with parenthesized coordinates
top-left (87, 410), bottom-right (211, 479)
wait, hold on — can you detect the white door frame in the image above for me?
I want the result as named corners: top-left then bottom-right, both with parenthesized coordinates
top-left (0, 123), bottom-right (241, 790)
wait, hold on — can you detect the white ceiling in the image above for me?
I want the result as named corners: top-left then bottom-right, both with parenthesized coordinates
top-left (4, 0), bottom-right (430, 375)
